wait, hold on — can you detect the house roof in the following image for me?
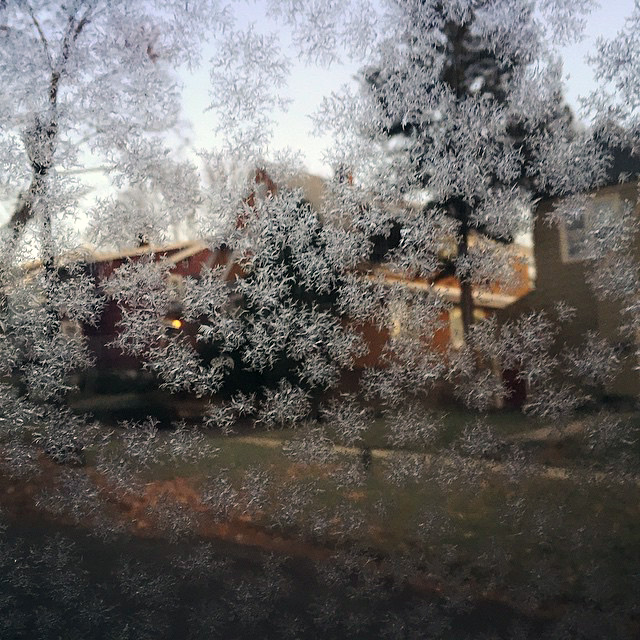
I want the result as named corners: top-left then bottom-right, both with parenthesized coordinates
top-left (20, 240), bottom-right (208, 274)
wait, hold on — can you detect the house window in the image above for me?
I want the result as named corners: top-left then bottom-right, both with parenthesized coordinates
top-left (559, 193), bottom-right (622, 263)
top-left (165, 273), bottom-right (185, 328)
top-left (167, 273), bottom-right (184, 305)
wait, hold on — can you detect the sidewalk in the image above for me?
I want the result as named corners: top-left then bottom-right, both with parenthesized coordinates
top-left (234, 433), bottom-right (640, 487)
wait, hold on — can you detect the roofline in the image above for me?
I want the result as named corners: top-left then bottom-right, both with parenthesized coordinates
top-left (364, 266), bottom-right (527, 310)
top-left (20, 240), bottom-right (209, 273)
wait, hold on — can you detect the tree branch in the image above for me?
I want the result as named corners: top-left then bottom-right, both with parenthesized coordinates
top-left (51, 3), bottom-right (94, 105)
top-left (6, 4), bottom-right (95, 254)
top-left (25, 2), bottom-right (53, 70)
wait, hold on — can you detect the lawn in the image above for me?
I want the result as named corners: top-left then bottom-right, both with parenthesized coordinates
top-left (2, 400), bottom-right (639, 636)
top-left (68, 409), bottom-right (640, 614)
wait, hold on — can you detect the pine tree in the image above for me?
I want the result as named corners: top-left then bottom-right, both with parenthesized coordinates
top-left (362, 0), bottom-right (598, 337)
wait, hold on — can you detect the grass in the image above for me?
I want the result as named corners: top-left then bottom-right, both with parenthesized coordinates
top-left (112, 420), bottom-right (640, 561)
top-left (7, 395), bottom-right (640, 616)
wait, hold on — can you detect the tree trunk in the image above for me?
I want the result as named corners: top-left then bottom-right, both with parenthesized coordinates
top-left (460, 278), bottom-right (474, 339)
top-left (9, 174), bottom-right (44, 244)
top-left (7, 114), bottom-right (57, 260)
top-left (457, 215), bottom-right (474, 340)
top-left (6, 3), bottom-right (90, 257)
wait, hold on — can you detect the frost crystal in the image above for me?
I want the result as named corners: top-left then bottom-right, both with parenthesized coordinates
top-left (0, 1), bottom-right (637, 636)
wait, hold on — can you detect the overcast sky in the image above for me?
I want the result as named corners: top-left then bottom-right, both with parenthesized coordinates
top-left (1, 0), bottom-right (635, 226)
top-left (178, 0), bottom-right (638, 178)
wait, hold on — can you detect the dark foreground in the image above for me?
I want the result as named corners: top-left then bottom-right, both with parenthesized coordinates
top-left (1, 514), bottom-right (637, 640)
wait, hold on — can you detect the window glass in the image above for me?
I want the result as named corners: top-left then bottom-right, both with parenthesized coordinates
top-left (560, 193), bottom-right (621, 262)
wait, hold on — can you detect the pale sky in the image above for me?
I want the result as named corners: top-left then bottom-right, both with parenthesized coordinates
top-left (178, 0), bottom-right (638, 178)
top-left (177, 1), bottom-right (362, 178)
top-left (0, 0), bottom-right (636, 224)
top-left (558, 0), bottom-right (636, 117)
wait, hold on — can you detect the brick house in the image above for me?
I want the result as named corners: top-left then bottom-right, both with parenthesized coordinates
top-left (18, 170), bottom-right (532, 401)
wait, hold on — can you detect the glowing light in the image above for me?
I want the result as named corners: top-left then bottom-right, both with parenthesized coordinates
top-left (170, 319), bottom-right (182, 330)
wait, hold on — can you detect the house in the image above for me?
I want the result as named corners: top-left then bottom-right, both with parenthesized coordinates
top-left (14, 241), bottom-right (235, 399)
top-left (78, 241), bottom-right (235, 375)
top-left (362, 241), bottom-right (532, 348)
top-left (14, 168), bottom-right (533, 406)
top-left (497, 174), bottom-right (640, 401)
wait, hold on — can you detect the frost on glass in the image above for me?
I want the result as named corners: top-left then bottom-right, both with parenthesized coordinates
top-left (0, 1), bottom-right (638, 638)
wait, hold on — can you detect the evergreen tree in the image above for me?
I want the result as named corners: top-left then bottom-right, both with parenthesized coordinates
top-left (362, 0), bottom-right (599, 337)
